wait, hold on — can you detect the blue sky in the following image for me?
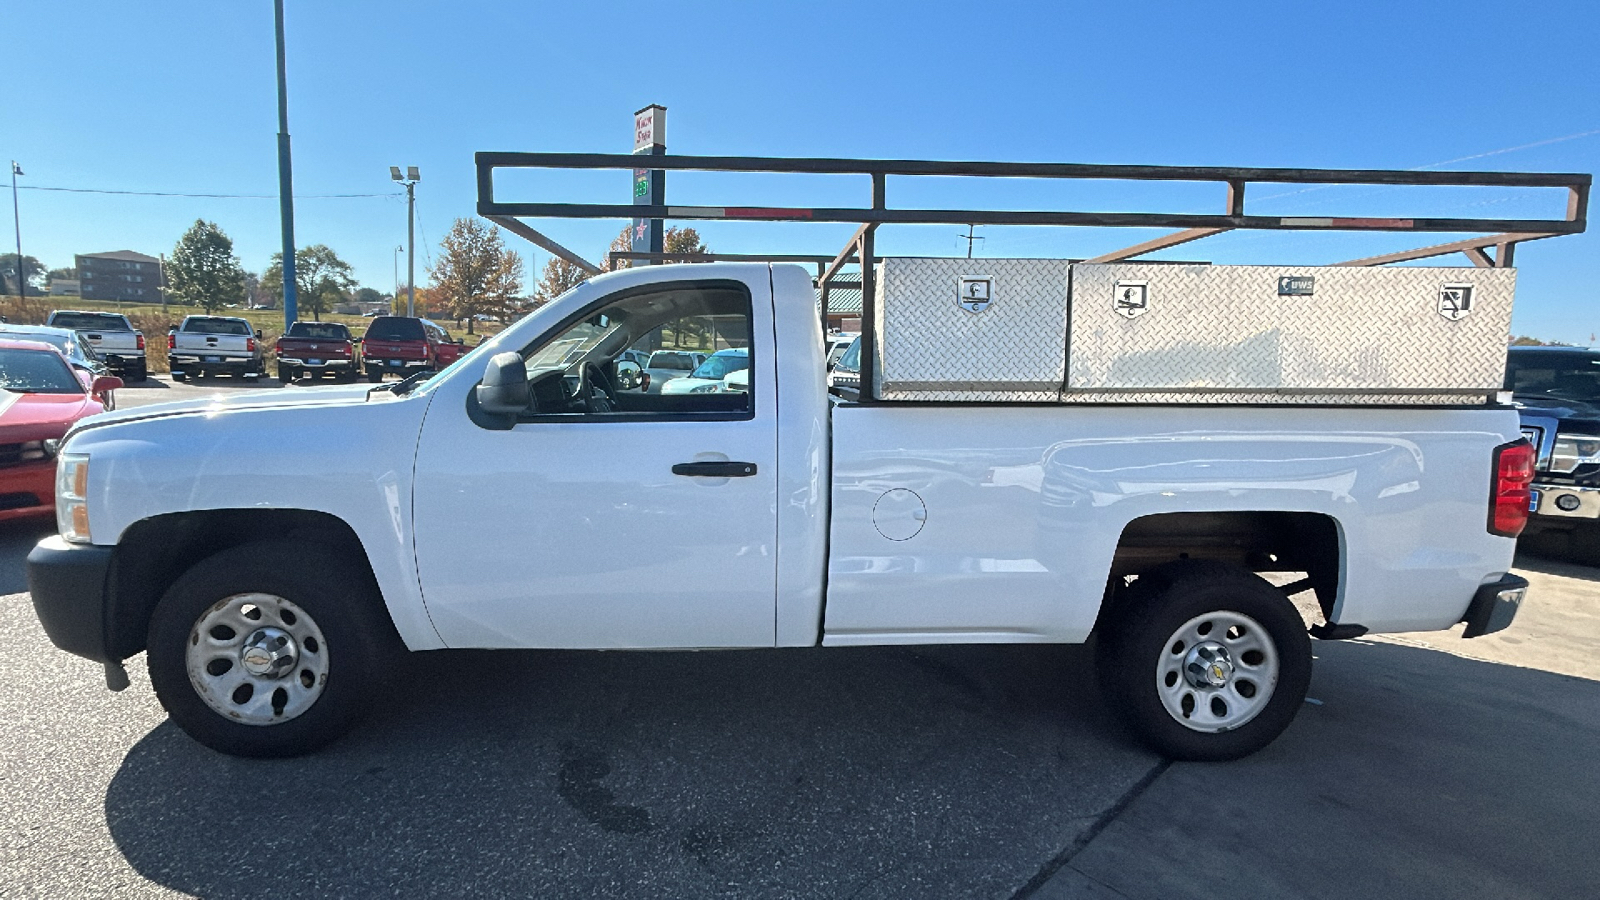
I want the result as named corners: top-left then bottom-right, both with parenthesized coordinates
top-left (9, 0), bottom-right (1598, 340)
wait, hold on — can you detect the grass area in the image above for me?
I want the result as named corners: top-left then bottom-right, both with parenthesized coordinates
top-left (0, 294), bottom-right (505, 374)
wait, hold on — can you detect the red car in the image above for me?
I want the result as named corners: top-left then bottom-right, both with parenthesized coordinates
top-left (0, 339), bottom-right (122, 523)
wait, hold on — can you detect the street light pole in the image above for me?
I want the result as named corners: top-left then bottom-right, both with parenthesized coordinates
top-left (390, 167), bottom-right (420, 317)
top-left (9, 161), bottom-right (22, 299)
top-left (393, 245), bottom-right (402, 307)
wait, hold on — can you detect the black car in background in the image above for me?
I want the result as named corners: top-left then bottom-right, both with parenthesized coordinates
top-left (1506, 346), bottom-right (1600, 562)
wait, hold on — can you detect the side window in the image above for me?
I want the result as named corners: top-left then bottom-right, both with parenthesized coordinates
top-left (519, 283), bottom-right (752, 419)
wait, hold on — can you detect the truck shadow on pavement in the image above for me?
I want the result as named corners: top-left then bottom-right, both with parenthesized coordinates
top-left (102, 643), bottom-right (1154, 900)
top-left (99, 638), bottom-right (1600, 900)
top-left (0, 521), bottom-right (55, 595)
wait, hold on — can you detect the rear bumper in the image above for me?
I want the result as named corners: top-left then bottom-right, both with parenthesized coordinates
top-left (365, 358), bottom-right (430, 370)
top-left (1460, 573), bottom-right (1528, 639)
top-left (278, 357), bottom-right (354, 368)
top-left (27, 536), bottom-right (116, 664)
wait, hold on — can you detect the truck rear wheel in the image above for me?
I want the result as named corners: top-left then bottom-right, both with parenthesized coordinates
top-left (368, 368), bottom-right (384, 383)
top-left (1095, 560), bottom-right (1312, 761)
top-left (146, 541), bottom-right (399, 757)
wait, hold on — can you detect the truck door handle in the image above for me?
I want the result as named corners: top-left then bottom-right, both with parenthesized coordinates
top-left (672, 461), bottom-right (758, 477)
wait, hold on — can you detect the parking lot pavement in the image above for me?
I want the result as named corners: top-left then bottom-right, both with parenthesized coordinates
top-left (2, 510), bottom-right (1597, 897)
top-left (114, 374), bottom-right (295, 409)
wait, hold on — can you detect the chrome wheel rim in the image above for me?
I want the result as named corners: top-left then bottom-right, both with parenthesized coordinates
top-left (186, 593), bottom-right (330, 726)
top-left (1155, 610), bottom-right (1279, 733)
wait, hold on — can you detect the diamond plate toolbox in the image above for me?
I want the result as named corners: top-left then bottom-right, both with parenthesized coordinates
top-left (1065, 264), bottom-right (1515, 402)
top-left (874, 258), bottom-right (1072, 402)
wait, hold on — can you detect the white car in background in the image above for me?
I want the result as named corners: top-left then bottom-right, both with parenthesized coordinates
top-left (660, 347), bottom-right (750, 395)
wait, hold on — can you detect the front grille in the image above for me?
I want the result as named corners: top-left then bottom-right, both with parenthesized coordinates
top-left (0, 442), bottom-right (52, 468)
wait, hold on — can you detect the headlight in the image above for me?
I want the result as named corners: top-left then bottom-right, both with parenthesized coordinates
top-left (1550, 435), bottom-right (1600, 473)
top-left (689, 384), bottom-right (720, 394)
top-left (56, 453), bottom-right (92, 544)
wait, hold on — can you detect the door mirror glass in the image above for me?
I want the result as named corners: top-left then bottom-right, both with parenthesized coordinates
top-left (614, 360), bottom-right (643, 391)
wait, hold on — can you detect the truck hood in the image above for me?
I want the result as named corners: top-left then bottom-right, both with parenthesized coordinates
top-left (1513, 393), bottom-right (1600, 421)
top-left (68, 383), bottom-right (399, 435)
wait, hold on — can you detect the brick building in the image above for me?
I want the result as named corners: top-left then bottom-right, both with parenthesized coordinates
top-left (77, 250), bottom-right (164, 303)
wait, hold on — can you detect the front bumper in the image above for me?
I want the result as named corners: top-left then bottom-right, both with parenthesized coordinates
top-left (27, 536), bottom-right (116, 664)
top-left (0, 461), bottom-right (56, 521)
top-left (1529, 482), bottom-right (1600, 520)
top-left (1460, 573), bottom-right (1528, 639)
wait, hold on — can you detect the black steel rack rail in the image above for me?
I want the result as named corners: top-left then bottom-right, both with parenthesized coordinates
top-left (475, 151), bottom-right (1590, 401)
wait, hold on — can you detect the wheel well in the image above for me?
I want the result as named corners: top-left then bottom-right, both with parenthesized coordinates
top-left (1105, 511), bottom-right (1342, 623)
top-left (106, 509), bottom-right (377, 661)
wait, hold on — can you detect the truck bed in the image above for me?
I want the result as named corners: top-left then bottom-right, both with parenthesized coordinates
top-left (824, 403), bottom-right (1522, 643)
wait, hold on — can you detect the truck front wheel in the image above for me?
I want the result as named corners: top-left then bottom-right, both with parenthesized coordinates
top-left (146, 541), bottom-right (399, 757)
top-left (1095, 560), bottom-right (1312, 761)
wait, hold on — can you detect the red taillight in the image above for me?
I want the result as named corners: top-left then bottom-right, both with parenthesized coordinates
top-left (1489, 440), bottom-right (1536, 537)
top-left (247, 337), bottom-right (256, 352)
top-left (136, 333), bottom-right (145, 350)
top-left (167, 334), bottom-right (175, 350)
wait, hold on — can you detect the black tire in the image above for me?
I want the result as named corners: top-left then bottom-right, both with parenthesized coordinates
top-left (146, 540), bottom-right (402, 758)
top-left (1095, 560), bottom-right (1312, 762)
top-left (130, 363), bottom-right (148, 382)
top-left (277, 365), bottom-right (297, 384)
top-left (367, 368), bottom-right (384, 383)
top-left (171, 370), bottom-right (188, 382)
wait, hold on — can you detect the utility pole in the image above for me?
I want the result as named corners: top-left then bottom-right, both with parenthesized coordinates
top-left (959, 224), bottom-right (984, 258)
top-left (393, 245), bottom-right (403, 306)
top-left (9, 162), bottom-right (22, 299)
top-left (273, 0), bottom-right (298, 329)
top-left (391, 167), bottom-right (420, 316)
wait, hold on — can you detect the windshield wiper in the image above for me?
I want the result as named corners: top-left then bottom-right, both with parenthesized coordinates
top-left (368, 370), bottom-right (435, 398)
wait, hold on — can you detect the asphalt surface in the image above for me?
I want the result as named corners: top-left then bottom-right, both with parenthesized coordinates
top-left (0, 376), bottom-right (1595, 898)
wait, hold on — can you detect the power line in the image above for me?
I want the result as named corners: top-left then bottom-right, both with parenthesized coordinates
top-left (16, 184), bottom-right (397, 199)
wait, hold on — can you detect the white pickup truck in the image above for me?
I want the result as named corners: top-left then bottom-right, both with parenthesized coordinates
top-left (168, 315), bottom-right (265, 381)
top-left (28, 261), bottom-right (1535, 761)
top-left (45, 310), bottom-right (147, 382)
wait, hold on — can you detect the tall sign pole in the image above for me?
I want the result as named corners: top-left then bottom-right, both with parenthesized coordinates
top-left (631, 105), bottom-right (666, 264)
top-left (274, 0), bottom-right (298, 328)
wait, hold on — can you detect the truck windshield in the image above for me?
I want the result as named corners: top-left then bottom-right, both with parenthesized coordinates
top-left (288, 323), bottom-right (350, 340)
top-left (835, 338), bottom-right (860, 373)
top-left (0, 348), bottom-right (84, 394)
top-left (184, 319), bottom-right (251, 336)
top-left (1506, 354), bottom-right (1600, 404)
top-left (50, 313), bottom-right (130, 331)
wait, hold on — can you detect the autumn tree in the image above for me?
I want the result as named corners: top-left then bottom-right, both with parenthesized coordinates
top-left (428, 218), bottom-right (524, 334)
top-left (605, 225), bottom-right (710, 270)
top-left (263, 244), bottom-right (356, 321)
top-left (533, 256), bottom-right (592, 306)
top-left (165, 220), bottom-right (246, 312)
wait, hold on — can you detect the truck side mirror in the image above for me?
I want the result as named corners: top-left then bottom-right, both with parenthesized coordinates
top-left (476, 352), bottom-right (530, 415)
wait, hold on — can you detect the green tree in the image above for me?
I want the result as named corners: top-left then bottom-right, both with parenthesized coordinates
top-left (0, 253), bottom-right (45, 295)
top-left (428, 218), bottom-right (524, 334)
top-left (48, 266), bottom-right (77, 281)
top-left (355, 287), bottom-right (383, 306)
top-left (263, 244), bottom-right (356, 321)
top-left (165, 220), bottom-right (246, 312)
